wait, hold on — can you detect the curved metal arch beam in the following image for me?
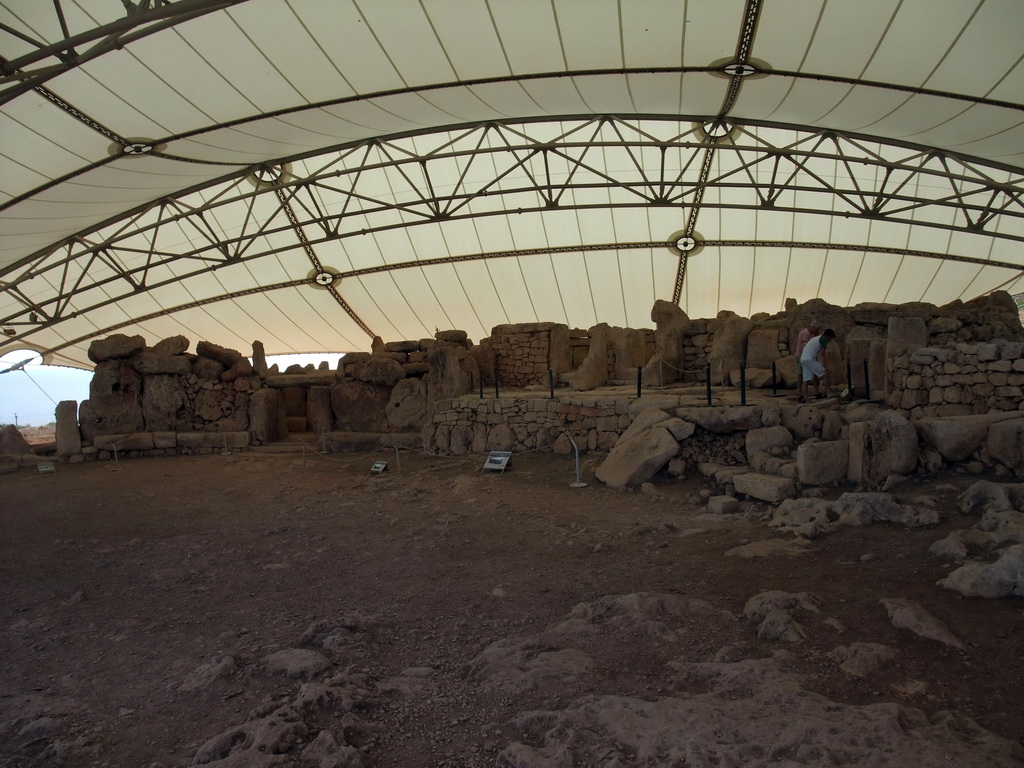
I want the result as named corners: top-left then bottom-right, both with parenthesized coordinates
top-left (4, 117), bottom-right (1024, 340)
top-left (6, 67), bottom-right (1024, 222)
top-left (0, 0), bottom-right (253, 106)
top-left (7, 114), bottom-right (1024, 273)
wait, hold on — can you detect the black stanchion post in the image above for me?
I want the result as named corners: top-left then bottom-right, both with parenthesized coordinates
top-left (548, 369), bottom-right (554, 399)
top-left (637, 366), bottom-right (642, 398)
top-left (740, 361), bottom-right (747, 406)
top-left (705, 364), bottom-right (712, 406)
top-left (771, 361), bottom-right (778, 397)
top-left (863, 359), bottom-right (871, 401)
top-left (495, 370), bottom-right (500, 399)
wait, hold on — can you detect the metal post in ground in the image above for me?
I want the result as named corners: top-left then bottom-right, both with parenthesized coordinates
top-left (739, 361), bottom-right (747, 406)
top-left (705, 364), bottom-right (712, 406)
top-left (568, 436), bottom-right (587, 488)
top-left (548, 369), bottom-right (555, 399)
top-left (637, 366), bottom-right (642, 398)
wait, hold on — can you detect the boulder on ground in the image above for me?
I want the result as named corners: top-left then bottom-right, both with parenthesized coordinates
top-left (0, 424), bottom-right (33, 455)
top-left (733, 472), bottom-right (796, 503)
top-left (988, 419), bottom-right (1024, 473)
top-left (939, 544), bottom-right (1024, 598)
top-left (848, 411), bottom-right (919, 488)
top-left (915, 412), bottom-right (1021, 462)
top-left (595, 426), bottom-right (680, 489)
top-left (797, 440), bottom-right (849, 485)
top-left (831, 492), bottom-right (940, 528)
top-left (879, 598), bottom-right (965, 650)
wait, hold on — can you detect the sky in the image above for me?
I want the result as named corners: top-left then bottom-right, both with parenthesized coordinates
top-left (0, 351), bottom-right (335, 428)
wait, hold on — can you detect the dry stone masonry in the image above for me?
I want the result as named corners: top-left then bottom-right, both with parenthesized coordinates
top-left (25, 292), bottom-right (1021, 491)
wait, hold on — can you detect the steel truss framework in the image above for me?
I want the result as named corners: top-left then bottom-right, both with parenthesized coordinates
top-left (3, 115), bottom-right (1024, 357)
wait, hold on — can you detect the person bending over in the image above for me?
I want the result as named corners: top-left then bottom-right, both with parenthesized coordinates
top-left (798, 328), bottom-right (836, 402)
top-left (794, 320), bottom-right (821, 402)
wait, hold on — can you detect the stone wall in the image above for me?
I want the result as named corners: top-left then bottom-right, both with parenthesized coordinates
top-left (424, 395), bottom-right (630, 455)
top-left (488, 323), bottom-right (571, 388)
top-left (58, 291), bottom-right (1023, 463)
top-left (888, 340), bottom-right (1024, 418)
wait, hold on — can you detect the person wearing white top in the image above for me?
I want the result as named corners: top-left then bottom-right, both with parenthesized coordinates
top-left (798, 329), bottom-right (836, 402)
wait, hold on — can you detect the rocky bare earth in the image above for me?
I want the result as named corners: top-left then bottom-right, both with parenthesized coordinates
top-left (2, 449), bottom-right (1024, 767)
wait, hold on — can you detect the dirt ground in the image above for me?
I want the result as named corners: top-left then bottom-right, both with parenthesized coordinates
top-left (2, 443), bottom-right (1023, 767)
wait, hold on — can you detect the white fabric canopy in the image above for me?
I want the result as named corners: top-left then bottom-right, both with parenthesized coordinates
top-left (2, 0), bottom-right (1023, 368)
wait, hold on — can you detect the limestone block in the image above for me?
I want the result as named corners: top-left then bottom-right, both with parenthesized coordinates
top-left (797, 440), bottom-right (849, 485)
top-left (642, 300), bottom-right (690, 386)
top-left (988, 418), bottom-right (1024, 471)
top-left (708, 496), bottom-right (740, 515)
top-left (435, 329), bottom-right (469, 344)
top-left (152, 431), bottom-right (177, 449)
top-left (660, 417), bottom-right (696, 441)
top-left (569, 323), bottom-right (611, 391)
top-left (131, 351), bottom-right (192, 376)
top-left (176, 432), bottom-right (250, 448)
top-left (351, 356), bottom-right (404, 387)
top-left (54, 400), bottom-right (81, 458)
top-left (831, 493), bottom-right (940, 527)
top-left (821, 411), bottom-right (843, 441)
top-left (609, 326), bottom-right (647, 379)
top-left (305, 386), bottom-right (333, 436)
top-left (196, 341), bottom-right (251, 374)
top-left (94, 432), bottom-right (155, 451)
top-left (760, 397), bottom-right (782, 427)
top-left (151, 335), bottom-right (190, 356)
top-left (594, 426), bottom-right (680, 488)
top-left (426, 346), bottom-right (471, 401)
top-left (142, 374), bottom-right (190, 431)
top-left (768, 498), bottom-right (835, 537)
top-left (486, 423), bottom-right (514, 451)
top-left (774, 355), bottom-right (801, 388)
top-left (88, 333), bottom-right (147, 363)
top-left (249, 388), bottom-right (283, 444)
top-left (708, 313), bottom-right (753, 386)
top-left (939, 544), bottom-right (1024, 598)
top-left (914, 411), bottom-right (1021, 461)
top-left (746, 425), bottom-right (793, 456)
top-left (79, 394), bottom-right (145, 443)
top-left (780, 403), bottom-right (825, 440)
top-left (628, 395), bottom-right (682, 419)
top-left (847, 411), bottom-right (919, 488)
top-left (193, 357), bottom-right (226, 381)
top-left (618, 407), bottom-right (671, 445)
top-left (746, 328), bottom-right (781, 368)
top-left (548, 324), bottom-right (572, 375)
top-left (263, 372), bottom-right (340, 388)
top-left (677, 405), bottom-right (762, 434)
top-left (733, 472), bottom-right (797, 503)
top-left (0, 424), bottom-right (33, 455)
top-left (729, 367), bottom-right (775, 388)
top-left (385, 378), bottom-right (426, 432)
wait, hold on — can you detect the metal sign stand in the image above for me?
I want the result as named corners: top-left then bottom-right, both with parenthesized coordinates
top-left (370, 460), bottom-right (388, 475)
